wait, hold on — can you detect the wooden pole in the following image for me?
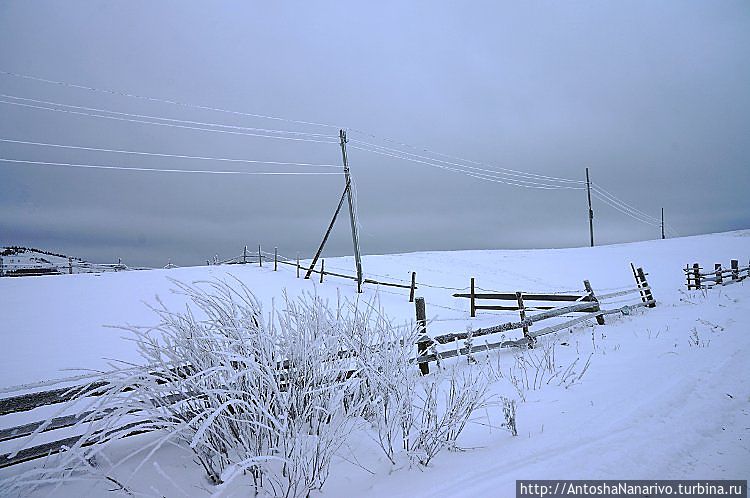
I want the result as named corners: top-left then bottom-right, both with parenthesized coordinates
top-left (470, 277), bottom-right (476, 318)
top-left (320, 259), bottom-right (325, 284)
top-left (637, 267), bottom-right (655, 307)
top-left (305, 185), bottom-right (348, 280)
top-left (516, 292), bottom-right (530, 341)
top-left (693, 263), bottom-right (701, 289)
top-left (258, 245), bottom-right (262, 267)
top-left (715, 263), bottom-right (722, 285)
top-left (409, 271), bottom-right (416, 303)
top-left (0, 256), bottom-right (3, 277)
top-left (685, 264), bottom-right (692, 289)
top-left (340, 129), bottom-right (363, 293)
top-left (586, 167), bottom-right (594, 247)
top-left (68, 257), bottom-right (72, 275)
top-left (296, 253), bottom-right (300, 278)
top-left (415, 297), bottom-right (429, 375)
top-left (274, 247), bottom-right (278, 271)
top-left (583, 279), bottom-right (605, 325)
top-left (243, 245), bottom-right (247, 264)
top-left (661, 208), bottom-right (665, 240)
top-left (731, 259), bottom-right (739, 281)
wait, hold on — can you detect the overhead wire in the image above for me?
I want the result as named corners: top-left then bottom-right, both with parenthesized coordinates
top-left (0, 69), bottom-right (341, 130)
top-left (350, 137), bottom-right (585, 186)
top-left (0, 138), bottom-right (342, 169)
top-left (349, 142), bottom-right (584, 190)
top-left (0, 69), bottom-right (675, 234)
top-left (0, 158), bottom-right (342, 176)
top-left (593, 183), bottom-right (678, 236)
top-left (0, 94), bottom-right (334, 139)
top-left (0, 98), bottom-right (338, 144)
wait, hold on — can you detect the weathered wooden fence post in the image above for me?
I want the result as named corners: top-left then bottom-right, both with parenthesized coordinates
top-left (685, 264), bottom-right (692, 289)
top-left (636, 267), bottom-right (656, 307)
top-left (516, 292), bottom-right (530, 340)
top-left (296, 253), bottom-right (300, 278)
top-left (409, 272), bottom-right (416, 303)
top-left (583, 280), bottom-right (605, 325)
top-left (415, 297), bottom-right (430, 375)
top-left (274, 247), bottom-right (278, 271)
top-left (731, 259), bottom-right (739, 281)
top-left (68, 257), bottom-right (72, 275)
top-left (715, 263), bottom-right (723, 285)
top-left (0, 255), bottom-right (4, 277)
top-left (258, 245), bottom-right (262, 267)
top-left (320, 259), bottom-right (325, 284)
top-left (692, 263), bottom-right (701, 289)
top-left (470, 277), bottom-right (476, 318)
top-left (243, 245), bottom-right (248, 264)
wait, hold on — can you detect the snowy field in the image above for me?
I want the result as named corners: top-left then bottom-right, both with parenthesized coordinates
top-left (0, 230), bottom-right (749, 496)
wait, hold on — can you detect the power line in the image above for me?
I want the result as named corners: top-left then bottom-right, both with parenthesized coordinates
top-left (592, 185), bottom-right (679, 236)
top-left (0, 138), bottom-right (342, 168)
top-left (0, 158), bottom-right (342, 176)
top-left (0, 99), bottom-right (339, 144)
top-left (350, 137), bottom-right (585, 186)
top-left (0, 93), bottom-right (334, 139)
top-left (0, 69), bottom-right (341, 130)
top-left (592, 190), bottom-right (663, 229)
top-left (350, 142), bottom-right (585, 189)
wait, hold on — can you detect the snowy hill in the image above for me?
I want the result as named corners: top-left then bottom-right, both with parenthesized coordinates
top-left (0, 230), bottom-right (748, 496)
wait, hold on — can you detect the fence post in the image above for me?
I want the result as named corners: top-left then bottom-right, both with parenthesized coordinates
top-left (685, 264), bottom-right (692, 289)
top-left (320, 259), bottom-right (325, 284)
top-left (583, 279), bottom-right (605, 325)
top-left (692, 263), bottom-right (701, 289)
top-left (715, 263), bottom-right (722, 285)
top-left (636, 267), bottom-right (656, 307)
top-left (415, 297), bottom-right (430, 375)
top-left (258, 245), bottom-right (262, 267)
top-left (0, 255), bottom-right (3, 277)
top-left (470, 277), bottom-right (476, 318)
top-left (731, 259), bottom-right (739, 281)
top-left (409, 272), bottom-right (416, 303)
top-left (68, 257), bottom-right (72, 275)
top-left (516, 292), bottom-right (530, 341)
top-left (296, 253), bottom-right (300, 278)
top-left (274, 247), bottom-right (278, 271)
top-left (243, 246), bottom-right (247, 264)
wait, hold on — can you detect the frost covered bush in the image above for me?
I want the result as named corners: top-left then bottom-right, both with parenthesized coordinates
top-left (339, 305), bottom-right (493, 466)
top-left (5, 279), bottom-right (371, 498)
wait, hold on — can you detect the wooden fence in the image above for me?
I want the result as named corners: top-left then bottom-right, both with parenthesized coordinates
top-left (684, 259), bottom-right (749, 290)
top-left (221, 245), bottom-right (419, 301)
top-left (414, 264), bottom-right (656, 374)
top-left (0, 265), bottom-right (656, 469)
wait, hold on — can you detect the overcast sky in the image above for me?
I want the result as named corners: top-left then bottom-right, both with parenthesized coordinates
top-left (1, 1), bottom-right (748, 267)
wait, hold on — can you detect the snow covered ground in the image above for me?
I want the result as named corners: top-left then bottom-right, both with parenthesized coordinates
top-left (0, 230), bottom-right (749, 496)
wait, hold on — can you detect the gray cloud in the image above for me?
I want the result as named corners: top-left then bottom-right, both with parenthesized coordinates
top-left (1, 1), bottom-right (748, 267)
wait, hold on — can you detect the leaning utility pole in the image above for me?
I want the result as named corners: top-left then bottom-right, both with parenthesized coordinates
top-left (304, 129), bottom-right (363, 293)
top-left (586, 167), bottom-right (594, 247)
top-left (661, 207), bottom-right (665, 240)
top-left (340, 130), bottom-right (363, 293)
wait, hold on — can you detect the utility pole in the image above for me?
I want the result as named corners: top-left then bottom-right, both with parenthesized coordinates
top-left (586, 167), bottom-right (594, 247)
top-left (340, 129), bottom-right (363, 293)
top-left (304, 129), bottom-right (363, 293)
top-left (661, 208), bottom-right (665, 240)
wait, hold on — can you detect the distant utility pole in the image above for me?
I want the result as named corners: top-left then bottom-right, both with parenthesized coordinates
top-left (661, 207), bottom-right (665, 240)
top-left (586, 167), bottom-right (594, 247)
top-left (305, 129), bottom-right (364, 293)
